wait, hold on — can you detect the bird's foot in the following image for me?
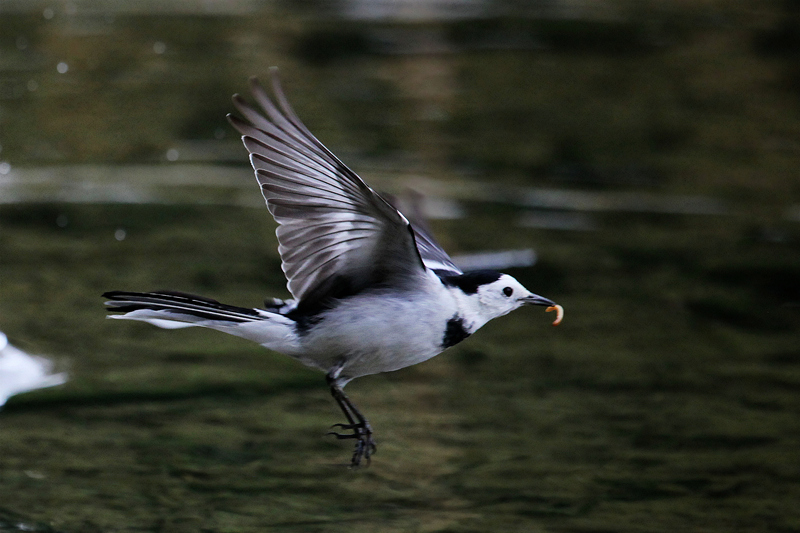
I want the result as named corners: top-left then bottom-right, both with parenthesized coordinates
top-left (326, 367), bottom-right (376, 467)
top-left (327, 421), bottom-right (377, 467)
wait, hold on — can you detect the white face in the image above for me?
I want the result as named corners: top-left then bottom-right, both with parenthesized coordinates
top-left (476, 274), bottom-right (550, 320)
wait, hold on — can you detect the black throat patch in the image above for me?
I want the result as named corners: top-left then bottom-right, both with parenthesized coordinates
top-left (442, 316), bottom-right (471, 349)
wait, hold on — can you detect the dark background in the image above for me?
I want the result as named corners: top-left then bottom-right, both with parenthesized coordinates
top-left (1, 1), bottom-right (799, 531)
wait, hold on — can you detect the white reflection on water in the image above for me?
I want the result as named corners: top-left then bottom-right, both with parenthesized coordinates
top-left (0, 164), bottom-right (730, 218)
top-left (453, 248), bottom-right (537, 271)
top-left (0, 332), bottom-right (67, 407)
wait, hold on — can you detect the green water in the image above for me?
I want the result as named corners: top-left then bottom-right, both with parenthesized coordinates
top-left (1, 2), bottom-right (800, 532)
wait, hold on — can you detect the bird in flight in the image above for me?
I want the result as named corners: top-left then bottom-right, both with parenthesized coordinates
top-left (104, 69), bottom-right (562, 467)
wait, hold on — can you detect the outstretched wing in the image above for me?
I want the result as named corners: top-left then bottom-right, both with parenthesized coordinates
top-left (412, 227), bottom-right (461, 276)
top-left (383, 191), bottom-right (461, 276)
top-left (228, 69), bottom-right (429, 308)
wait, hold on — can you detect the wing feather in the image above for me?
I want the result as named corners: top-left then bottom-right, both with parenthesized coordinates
top-left (228, 68), bottom-right (439, 308)
top-left (382, 192), bottom-right (462, 276)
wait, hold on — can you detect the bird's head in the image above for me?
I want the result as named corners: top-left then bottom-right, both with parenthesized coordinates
top-left (444, 270), bottom-right (555, 326)
top-left (474, 273), bottom-right (555, 320)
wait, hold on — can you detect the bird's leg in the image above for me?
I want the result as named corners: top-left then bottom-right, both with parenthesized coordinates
top-left (325, 372), bottom-right (376, 467)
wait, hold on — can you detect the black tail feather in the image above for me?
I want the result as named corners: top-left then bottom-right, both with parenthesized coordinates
top-left (103, 290), bottom-right (263, 323)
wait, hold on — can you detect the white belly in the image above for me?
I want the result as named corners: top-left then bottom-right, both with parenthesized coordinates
top-left (296, 289), bottom-right (458, 380)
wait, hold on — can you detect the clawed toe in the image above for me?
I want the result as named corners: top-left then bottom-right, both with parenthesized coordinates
top-left (326, 422), bottom-right (361, 439)
top-left (326, 429), bottom-right (356, 440)
top-left (329, 422), bottom-right (357, 431)
top-left (351, 432), bottom-right (376, 467)
top-left (326, 421), bottom-right (377, 466)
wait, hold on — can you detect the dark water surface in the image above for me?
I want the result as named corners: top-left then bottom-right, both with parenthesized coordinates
top-left (1, 2), bottom-right (799, 532)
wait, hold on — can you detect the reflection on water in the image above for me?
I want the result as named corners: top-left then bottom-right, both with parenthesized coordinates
top-left (0, 0), bottom-right (796, 213)
top-left (452, 248), bottom-right (537, 271)
top-left (0, 164), bottom-right (730, 219)
top-left (0, 332), bottom-right (67, 407)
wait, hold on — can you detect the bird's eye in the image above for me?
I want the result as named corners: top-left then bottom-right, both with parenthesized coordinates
top-left (502, 287), bottom-right (513, 297)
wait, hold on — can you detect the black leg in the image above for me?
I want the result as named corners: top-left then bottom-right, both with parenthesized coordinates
top-left (325, 373), bottom-right (376, 467)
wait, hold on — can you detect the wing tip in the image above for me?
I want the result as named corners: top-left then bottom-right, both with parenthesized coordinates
top-left (249, 75), bottom-right (266, 96)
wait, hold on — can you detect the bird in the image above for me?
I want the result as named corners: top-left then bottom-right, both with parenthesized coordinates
top-left (104, 68), bottom-right (562, 467)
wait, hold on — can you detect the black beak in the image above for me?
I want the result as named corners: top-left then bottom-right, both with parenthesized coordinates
top-left (521, 293), bottom-right (555, 307)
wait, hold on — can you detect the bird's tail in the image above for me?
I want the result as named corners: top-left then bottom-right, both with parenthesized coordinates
top-left (103, 290), bottom-right (299, 353)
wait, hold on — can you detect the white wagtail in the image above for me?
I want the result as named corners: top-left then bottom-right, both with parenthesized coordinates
top-left (104, 69), bottom-right (562, 467)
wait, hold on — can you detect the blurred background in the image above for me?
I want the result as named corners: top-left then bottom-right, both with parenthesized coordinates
top-left (1, 1), bottom-right (799, 531)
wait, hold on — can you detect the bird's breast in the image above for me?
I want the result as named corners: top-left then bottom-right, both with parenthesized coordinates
top-left (296, 288), bottom-right (460, 379)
